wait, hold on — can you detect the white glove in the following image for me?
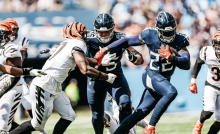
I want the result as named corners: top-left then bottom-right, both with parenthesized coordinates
top-left (29, 69), bottom-right (46, 77)
top-left (0, 74), bottom-right (14, 89)
top-left (106, 73), bottom-right (117, 84)
top-left (101, 52), bottom-right (116, 66)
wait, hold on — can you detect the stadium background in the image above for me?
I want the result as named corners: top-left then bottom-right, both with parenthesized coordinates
top-left (0, 0), bottom-right (219, 133)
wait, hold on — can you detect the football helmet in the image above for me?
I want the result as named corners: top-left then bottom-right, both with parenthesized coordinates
top-left (4, 18), bottom-right (18, 41)
top-left (94, 13), bottom-right (115, 43)
top-left (156, 12), bottom-right (177, 43)
top-left (63, 24), bottom-right (68, 39)
top-left (66, 22), bottom-right (87, 41)
top-left (0, 21), bottom-right (12, 47)
top-left (212, 30), bottom-right (220, 58)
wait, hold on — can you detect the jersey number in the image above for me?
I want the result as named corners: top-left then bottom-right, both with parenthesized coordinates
top-left (49, 42), bottom-right (67, 61)
top-left (106, 57), bottom-right (119, 71)
top-left (211, 67), bottom-right (220, 81)
top-left (150, 51), bottom-right (173, 72)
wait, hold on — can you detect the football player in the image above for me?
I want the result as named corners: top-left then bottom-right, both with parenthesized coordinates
top-left (86, 13), bottom-right (144, 134)
top-left (104, 91), bottom-right (149, 134)
top-left (4, 18), bottom-right (48, 134)
top-left (8, 22), bottom-right (117, 134)
top-left (189, 29), bottom-right (220, 134)
top-left (96, 12), bottom-right (190, 134)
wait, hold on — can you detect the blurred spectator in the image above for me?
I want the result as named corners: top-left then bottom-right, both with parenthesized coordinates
top-left (64, 79), bottom-right (80, 110)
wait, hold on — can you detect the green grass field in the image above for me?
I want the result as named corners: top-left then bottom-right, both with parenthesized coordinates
top-left (18, 107), bottom-right (216, 134)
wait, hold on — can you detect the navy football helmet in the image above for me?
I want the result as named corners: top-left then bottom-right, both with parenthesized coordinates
top-left (94, 13), bottom-right (115, 43)
top-left (156, 12), bottom-right (177, 43)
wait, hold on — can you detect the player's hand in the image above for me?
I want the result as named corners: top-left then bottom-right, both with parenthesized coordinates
top-left (0, 74), bottom-right (14, 88)
top-left (106, 73), bottom-right (117, 84)
top-left (101, 52), bottom-right (116, 66)
top-left (124, 49), bottom-right (137, 63)
top-left (159, 45), bottom-right (173, 61)
top-left (39, 49), bottom-right (50, 55)
top-left (29, 69), bottom-right (46, 77)
top-left (189, 83), bottom-right (198, 94)
top-left (95, 47), bottom-right (105, 66)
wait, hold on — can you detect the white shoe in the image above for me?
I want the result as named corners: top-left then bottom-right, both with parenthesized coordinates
top-left (38, 129), bottom-right (48, 134)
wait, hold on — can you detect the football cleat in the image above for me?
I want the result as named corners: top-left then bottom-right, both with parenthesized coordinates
top-left (103, 112), bottom-right (111, 128)
top-left (192, 118), bottom-right (203, 134)
top-left (142, 126), bottom-right (157, 134)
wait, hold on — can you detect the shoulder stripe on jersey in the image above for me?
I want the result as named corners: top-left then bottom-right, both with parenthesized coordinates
top-left (204, 46), bottom-right (207, 61)
top-left (22, 37), bottom-right (26, 46)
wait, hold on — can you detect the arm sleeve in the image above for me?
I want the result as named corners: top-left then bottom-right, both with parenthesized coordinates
top-left (172, 51), bottom-right (190, 70)
top-left (20, 50), bottom-right (28, 67)
top-left (106, 35), bottom-right (142, 51)
top-left (192, 57), bottom-right (205, 78)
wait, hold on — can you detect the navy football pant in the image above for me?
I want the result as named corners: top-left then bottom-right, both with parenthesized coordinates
top-left (87, 70), bottom-right (132, 134)
top-left (113, 67), bottom-right (177, 134)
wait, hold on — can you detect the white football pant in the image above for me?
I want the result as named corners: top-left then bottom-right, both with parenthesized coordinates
top-left (30, 84), bottom-right (75, 131)
top-left (0, 85), bottom-right (22, 132)
top-left (203, 85), bottom-right (220, 122)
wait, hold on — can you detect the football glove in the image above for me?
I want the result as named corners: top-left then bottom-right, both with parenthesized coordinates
top-left (22, 68), bottom-right (46, 77)
top-left (39, 47), bottom-right (57, 55)
top-left (124, 49), bottom-right (138, 63)
top-left (101, 52), bottom-right (116, 66)
top-left (159, 45), bottom-right (172, 61)
top-left (0, 74), bottom-right (14, 89)
top-left (106, 73), bottom-right (117, 84)
top-left (189, 78), bottom-right (198, 94)
top-left (95, 47), bottom-right (105, 66)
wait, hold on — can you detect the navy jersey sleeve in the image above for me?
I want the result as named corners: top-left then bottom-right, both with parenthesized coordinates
top-left (140, 28), bottom-right (153, 46)
top-left (177, 33), bottom-right (190, 50)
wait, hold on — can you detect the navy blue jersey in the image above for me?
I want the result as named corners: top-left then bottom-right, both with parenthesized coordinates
top-left (140, 27), bottom-right (189, 78)
top-left (86, 31), bottom-right (126, 74)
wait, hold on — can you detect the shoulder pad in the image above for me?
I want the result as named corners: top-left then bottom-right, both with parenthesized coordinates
top-left (199, 46), bottom-right (208, 61)
top-left (115, 32), bottom-right (126, 40)
top-left (176, 32), bottom-right (190, 47)
top-left (68, 39), bottom-right (87, 54)
top-left (87, 30), bottom-right (96, 39)
top-left (3, 45), bottom-right (21, 58)
top-left (140, 27), bottom-right (156, 44)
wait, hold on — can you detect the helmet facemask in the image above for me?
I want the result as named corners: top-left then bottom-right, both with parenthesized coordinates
top-left (213, 40), bottom-right (220, 59)
top-left (0, 31), bottom-right (11, 47)
top-left (10, 28), bottom-right (18, 41)
top-left (157, 26), bottom-right (176, 43)
top-left (94, 26), bottom-right (114, 44)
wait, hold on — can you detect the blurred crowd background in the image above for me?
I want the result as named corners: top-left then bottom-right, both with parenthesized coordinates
top-left (1, 0), bottom-right (219, 69)
top-left (1, 0), bottom-right (219, 116)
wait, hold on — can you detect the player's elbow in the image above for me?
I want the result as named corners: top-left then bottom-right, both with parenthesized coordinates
top-left (80, 65), bottom-right (92, 76)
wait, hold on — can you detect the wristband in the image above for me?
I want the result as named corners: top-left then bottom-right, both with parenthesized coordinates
top-left (22, 68), bottom-right (31, 75)
top-left (95, 71), bottom-right (101, 80)
top-left (191, 78), bottom-right (196, 83)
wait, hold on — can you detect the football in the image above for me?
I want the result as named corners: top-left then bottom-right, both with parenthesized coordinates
top-left (161, 45), bottom-right (180, 57)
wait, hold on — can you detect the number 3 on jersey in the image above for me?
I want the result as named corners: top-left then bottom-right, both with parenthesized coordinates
top-left (211, 67), bottom-right (220, 81)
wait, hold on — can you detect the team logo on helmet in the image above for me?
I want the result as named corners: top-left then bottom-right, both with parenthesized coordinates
top-left (4, 18), bottom-right (19, 41)
top-left (66, 22), bottom-right (87, 41)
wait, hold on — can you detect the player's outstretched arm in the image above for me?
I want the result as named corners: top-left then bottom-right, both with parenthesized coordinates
top-left (189, 57), bottom-right (205, 94)
top-left (96, 35), bottom-right (143, 65)
top-left (125, 47), bottom-right (144, 65)
top-left (73, 51), bottom-right (117, 84)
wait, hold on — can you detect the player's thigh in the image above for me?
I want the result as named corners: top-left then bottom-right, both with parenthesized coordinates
top-left (53, 91), bottom-right (75, 122)
top-left (21, 81), bottom-right (32, 110)
top-left (203, 86), bottom-right (217, 112)
top-left (0, 85), bottom-right (22, 131)
top-left (108, 71), bottom-right (130, 105)
top-left (136, 89), bottom-right (162, 113)
top-left (142, 68), bottom-right (177, 96)
top-left (30, 84), bottom-right (55, 131)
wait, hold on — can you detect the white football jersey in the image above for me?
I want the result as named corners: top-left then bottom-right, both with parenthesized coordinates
top-left (42, 39), bottom-right (87, 83)
top-left (0, 42), bottom-right (22, 85)
top-left (12, 36), bottom-right (29, 50)
top-left (200, 46), bottom-right (220, 87)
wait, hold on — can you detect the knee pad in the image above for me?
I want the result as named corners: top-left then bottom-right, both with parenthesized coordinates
top-left (119, 102), bottom-right (132, 112)
top-left (201, 110), bottom-right (213, 120)
top-left (62, 109), bottom-right (76, 122)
